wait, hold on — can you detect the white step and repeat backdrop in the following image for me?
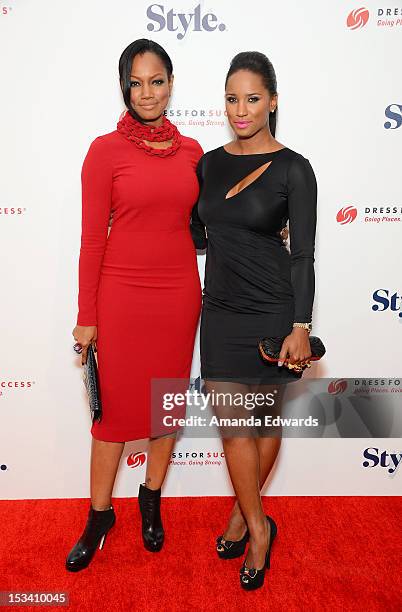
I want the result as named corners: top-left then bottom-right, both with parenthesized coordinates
top-left (1, 1), bottom-right (401, 499)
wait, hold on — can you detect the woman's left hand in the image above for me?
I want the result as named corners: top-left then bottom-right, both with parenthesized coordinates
top-left (278, 327), bottom-right (312, 368)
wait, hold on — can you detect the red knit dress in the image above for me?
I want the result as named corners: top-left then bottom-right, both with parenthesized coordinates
top-left (76, 116), bottom-right (203, 441)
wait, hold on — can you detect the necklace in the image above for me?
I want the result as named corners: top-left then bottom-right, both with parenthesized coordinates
top-left (117, 110), bottom-right (182, 157)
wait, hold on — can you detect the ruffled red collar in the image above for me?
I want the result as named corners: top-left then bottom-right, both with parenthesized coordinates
top-left (117, 110), bottom-right (182, 157)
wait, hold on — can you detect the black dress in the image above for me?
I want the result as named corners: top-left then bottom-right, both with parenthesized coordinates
top-left (191, 145), bottom-right (317, 385)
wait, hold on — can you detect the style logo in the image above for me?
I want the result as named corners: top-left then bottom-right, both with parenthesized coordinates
top-left (363, 447), bottom-right (402, 474)
top-left (0, 464), bottom-right (8, 471)
top-left (384, 104), bottom-right (402, 129)
top-left (146, 4), bottom-right (226, 40)
top-left (336, 206), bottom-right (357, 225)
top-left (372, 289), bottom-right (402, 319)
top-left (328, 379), bottom-right (348, 395)
top-left (127, 452), bottom-right (146, 468)
top-left (347, 7), bottom-right (369, 29)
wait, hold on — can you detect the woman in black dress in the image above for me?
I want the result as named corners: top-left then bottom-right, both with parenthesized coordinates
top-left (191, 52), bottom-right (317, 590)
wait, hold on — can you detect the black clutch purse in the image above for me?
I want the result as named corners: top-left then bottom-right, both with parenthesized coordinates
top-left (82, 343), bottom-right (102, 423)
top-left (258, 335), bottom-right (326, 364)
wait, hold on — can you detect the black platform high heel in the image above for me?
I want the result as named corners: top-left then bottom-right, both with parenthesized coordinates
top-left (216, 528), bottom-right (249, 559)
top-left (138, 483), bottom-right (164, 552)
top-left (216, 514), bottom-right (271, 559)
top-left (239, 515), bottom-right (277, 591)
top-left (65, 505), bottom-right (115, 572)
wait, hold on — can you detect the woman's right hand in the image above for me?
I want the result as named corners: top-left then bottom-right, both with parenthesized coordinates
top-left (72, 325), bottom-right (97, 365)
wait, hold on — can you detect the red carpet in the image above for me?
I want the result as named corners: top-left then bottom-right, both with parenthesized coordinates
top-left (0, 497), bottom-right (401, 612)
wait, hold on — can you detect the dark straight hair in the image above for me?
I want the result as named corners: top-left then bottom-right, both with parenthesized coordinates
top-left (225, 51), bottom-right (278, 137)
top-left (118, 39), bottom-right (173, 123)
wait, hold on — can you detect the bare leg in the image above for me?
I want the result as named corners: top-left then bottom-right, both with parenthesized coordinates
top-left (90, 438), bottom-right (125, 510)
top-left (144, 434), bottom-right (177, 490)
top-left (222, 436), bottom-right (269, 570)
top-left (222, 384), bottom-right (284, 540)
top-left (222, 436), bottom-right (282, 540)
top-left (203, 380), bottom-right (266, 568)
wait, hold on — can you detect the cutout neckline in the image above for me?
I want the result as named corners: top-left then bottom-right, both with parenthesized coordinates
top-left (221, 145), bottom-right (288, 157)
top-left (225, 160), bottom-right (273, 200)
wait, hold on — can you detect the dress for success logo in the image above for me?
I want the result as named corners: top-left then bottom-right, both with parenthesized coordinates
top-left (0, 380), bottom-right (34, 390)
top-left (0, 207), bottom-right (25, 215)
top-left (347, 7), bottom-right (369, 29)
top-left (337, 205), bottom-right (401, 224)
top-left (328, 380), bottom-right (348, 395)
top-left (347, 7), bottom-right (402, 29)
top-left (127, 452), bottom-right (146, 468)
top-left (0, 380), bottom-right (35, 399)
top-left (336, 206), bottom-right (357, 225)
top-left (377, 7), bottom-right (402, 27)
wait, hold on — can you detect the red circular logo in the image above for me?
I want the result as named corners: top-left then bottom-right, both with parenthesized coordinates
top-left (127, 452), bottom-right (146, 468)
top-left (347, 8), bottom-right (369, 30)
top-left (328, 379), bottom-right (348, 395)
top-left (336, 206), bottom-right (357, 224)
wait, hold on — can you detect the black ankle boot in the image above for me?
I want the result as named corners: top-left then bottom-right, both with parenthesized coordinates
top-left (138, 483), bottom-right (164, 552)
top-left (65, 505), bottom-right (115, 572)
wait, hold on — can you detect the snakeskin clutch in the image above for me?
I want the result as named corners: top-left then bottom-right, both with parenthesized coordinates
top-left (82, 344), bottom-right (102, 423)
top-left (259, 335), bottom-right (326, 363)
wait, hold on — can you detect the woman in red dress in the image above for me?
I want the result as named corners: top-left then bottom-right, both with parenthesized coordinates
top-left (66, 39), bottom-right (203, 571)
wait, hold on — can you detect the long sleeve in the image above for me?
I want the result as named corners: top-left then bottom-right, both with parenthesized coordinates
top-left (287, 155), bottom-right (317, 322)
top-left (76, 137), bottom-right (113, 326)
top-left (190, 155), bottom-right (208, 250)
